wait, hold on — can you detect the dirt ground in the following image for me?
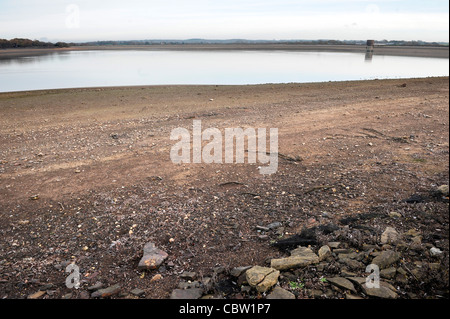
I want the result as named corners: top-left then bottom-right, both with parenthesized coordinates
top-left (0, 77), bottom-right (448, 299)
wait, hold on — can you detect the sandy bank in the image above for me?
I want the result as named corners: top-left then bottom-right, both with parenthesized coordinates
top-left (0, 44), bottom-right (448, 59)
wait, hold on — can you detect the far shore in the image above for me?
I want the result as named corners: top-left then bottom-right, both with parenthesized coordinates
top-left (0, 43), bottom-right (449, 59)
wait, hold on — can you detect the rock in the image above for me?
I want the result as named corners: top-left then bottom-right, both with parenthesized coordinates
top-left (346, 293), bottom-right (364, 299)
top-left (150, 274), bottom-right (163, 282)
top-left (371, 250), bottom-right (400, 269)
top-left (361, 283), bottom-right (398, 299)
top-left (130, 288), bottom-right (145, 297)
top-left (245, 266), bottom-right (280, 293)
top-left (170, 288), bottom-right (203, 299)
top-left (180, 271), bottom-right (197, 280)
top-left (430, 247), bottom-right (443, 256)
top-left (271, 246), bottom-right (319, 270)
top-left (381, 227), bottom-right (400, 244)
top-left (267, 222), bottom-right (283, 230)
top-left (178, 281), bottom-right (201, 289)
top-left (347, 277), bottom-right (398, 299)
top-left (318, 245), bottom-right (332, 261)
top-left (339, 258), bottom-right (365, 270)
top-left (137, 242), bottom-right (168, 270)
top-left (271, 256), bottom-right (318, 271)
top-left (388, 212), bottom-right (402, 218)
top-left (91, 284), bottom-right (121, 298)
top-left (380, 267), bottom-right (397, 279)
top-left (437, 185), bottom-right (449, 197)
top-left (87, 281), bottom-right (104, 291)
top-left (266, 286), bottom-right (296, 299)
top-left (230, 266), bottom-right (252, 278)
top-left (28, 291), bottom-right (46, 299)
top-left (326, 277), bottom-right (357, 293)
top-left (405, 229), bottom-right (421, 237)
top-left (327, 242), bottom-right (341, 249)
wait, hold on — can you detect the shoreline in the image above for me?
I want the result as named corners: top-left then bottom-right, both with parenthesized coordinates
top-left (0, 76), bottom-right (448, 96)
top-left (0, 44), bottom-right (449, 59)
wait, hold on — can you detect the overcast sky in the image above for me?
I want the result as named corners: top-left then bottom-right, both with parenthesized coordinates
top-left (0, 0), bottom-right (448, 42)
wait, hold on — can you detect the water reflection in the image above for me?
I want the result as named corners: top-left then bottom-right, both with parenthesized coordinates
top-left (0, 51), bottom-right (72, 66)
top-left (0, 50), bottom-right (448, 92)
top-left (365, 51), bottom-right (373, 62)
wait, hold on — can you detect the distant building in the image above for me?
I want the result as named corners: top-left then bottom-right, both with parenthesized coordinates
top-left (366, 40), bottom-right (375, 52)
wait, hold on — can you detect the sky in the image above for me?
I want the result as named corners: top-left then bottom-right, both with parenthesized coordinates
top-left (0, 0), bottom-right (448, 42)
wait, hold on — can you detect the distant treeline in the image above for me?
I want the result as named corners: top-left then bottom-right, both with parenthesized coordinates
top-left (80, 39), bottom-right (448, 47)
top-left (0, 38), bottom-right (73, 49)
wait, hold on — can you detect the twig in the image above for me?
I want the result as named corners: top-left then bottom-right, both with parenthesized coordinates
top-left (219, 181), bottom-right (245, 187)
top-left (304, 185), bottom-right (334, 194)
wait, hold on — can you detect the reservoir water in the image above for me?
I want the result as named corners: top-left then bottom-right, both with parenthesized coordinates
top-left (0, 50), bottom-right (448, 92)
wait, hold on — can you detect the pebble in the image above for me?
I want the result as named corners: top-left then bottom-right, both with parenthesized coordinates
top-left (91, 284), bottom-right (121, 298)
top-left (371, 250), bottom-right (400, 269)
top-left (170, 288), bottom-right (203, 299)
top-left (430, 247), bottom-right (443, 256)
top-left (326, 277), bottom-right (357, 293)
top-left (318, 245), bottom-right (332, 261)
top-left (381, 227), bottom-right (400, 244)
top-left (245, 266), bottom-right (280, 293)
top-left (137, 242), bottom-right (168, 270)
top-left (266, 286), bottom-right (295, 299)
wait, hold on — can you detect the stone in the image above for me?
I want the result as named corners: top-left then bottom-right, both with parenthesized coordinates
top-left (339, 258), bottom-right (365, 270)
top-left (87, 281), bottom-right (104, 291)
top-left (380, 267), bottom-right (397, 279)
top-left (371, 250), bottom-right (400, 269)
top-left (361, 284), bottom-right (398, 299)
top-left (137, 242), bottom-right (168, 270)
top-left (130, 288), bottom-right (145, 297)
top-left (267, 222), bottom-right (283, 230)
top-left (327, 242), bottom-right (341, 249)
top-left (245, 266), bottom-right (280, 293)
top-left (318, 245), bottom-right (332, 261)
top-left (180, 271), bottom-right (197, 280)
top-left (266, 286), bottom-right (296, 299)
top-left (91, 284), bottom-right (121, 298)
top-left (326, 277), bottom-right (357, 293)
top-left (170, 288), bottom-right (203, 299)
top-left (381, 227), bottom-right (400, 244)
top-left (346, 293), bottom-right (364, 299)
top-left (430, 247), bottom-right (443, 256)
top-left (230, 266), bottom-right (252, 278)
top-left (405, 229), bottom-right (421, 237)
top-left (388, 212), bottom-right (402, 218)
top-left (271, 247), bottom-right (319, 270)
top-left (178, 281), bottom-right (201, 289)
top-left (271, 256), bottom-right (318, 270)
top-left (150, 274), bottom-right (163, 282)
top-left (347, 277), bottom-right (398, 299)
top-left (28, 291), bottom-right (46, 299)
top-left (437, 185), bottom-right (449, 197)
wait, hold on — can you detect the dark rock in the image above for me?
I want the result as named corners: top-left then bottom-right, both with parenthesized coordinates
top-left (372, 250), bottom-right (400, 269)
top-left (170, 288), bottom-right (203, 299)
top-left (137, 242), bottom-right (168, 270)
top-left (266, 287), bottom-right (295, 299)
top-left (326, 277), bottom-right (357, 293)
top-left (91, 284), bottom-right (121, 298)
top-left (130, 288), bottom-right (145, 297)
top-left (180, 271), bottom-right (197, 280)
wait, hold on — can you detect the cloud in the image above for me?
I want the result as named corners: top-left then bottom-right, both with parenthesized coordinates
top-left (0, 0), bottom-right (448, 41)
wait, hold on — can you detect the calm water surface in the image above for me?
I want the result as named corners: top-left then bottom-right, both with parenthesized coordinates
top-left (0, 50), bottom-right (448, 92)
